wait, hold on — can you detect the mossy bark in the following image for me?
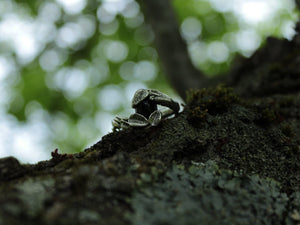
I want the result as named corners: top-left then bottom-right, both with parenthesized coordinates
top-left (0, 36), bottom-right (300, 224)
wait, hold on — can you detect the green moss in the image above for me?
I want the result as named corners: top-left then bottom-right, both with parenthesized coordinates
top-left (260, 108), bottom-right (277, 124)
top-left (187, 106), bottom-right (208, 125)
top-left (186, 85), bottom-right (240, 126)
top-left (278, 96), bottom-right (295, 108)
top-left (187, 84), bottom-right (240, 113)
top-left (280, 123), bottom-right (295, 137)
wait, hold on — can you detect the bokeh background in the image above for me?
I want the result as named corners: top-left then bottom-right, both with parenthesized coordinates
top-left (0, 0), bottom-right (298, 163)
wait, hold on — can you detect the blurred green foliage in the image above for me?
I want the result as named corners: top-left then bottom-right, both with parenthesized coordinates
top-left (0, 0), bottom-right (298, 156)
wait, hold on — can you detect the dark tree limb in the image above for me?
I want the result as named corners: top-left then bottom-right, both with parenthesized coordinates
top-left (137, 0), bottom-right (210, 100)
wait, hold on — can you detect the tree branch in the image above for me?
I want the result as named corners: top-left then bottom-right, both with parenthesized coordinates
top-left (138, 0), bottom-right (207, 100)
